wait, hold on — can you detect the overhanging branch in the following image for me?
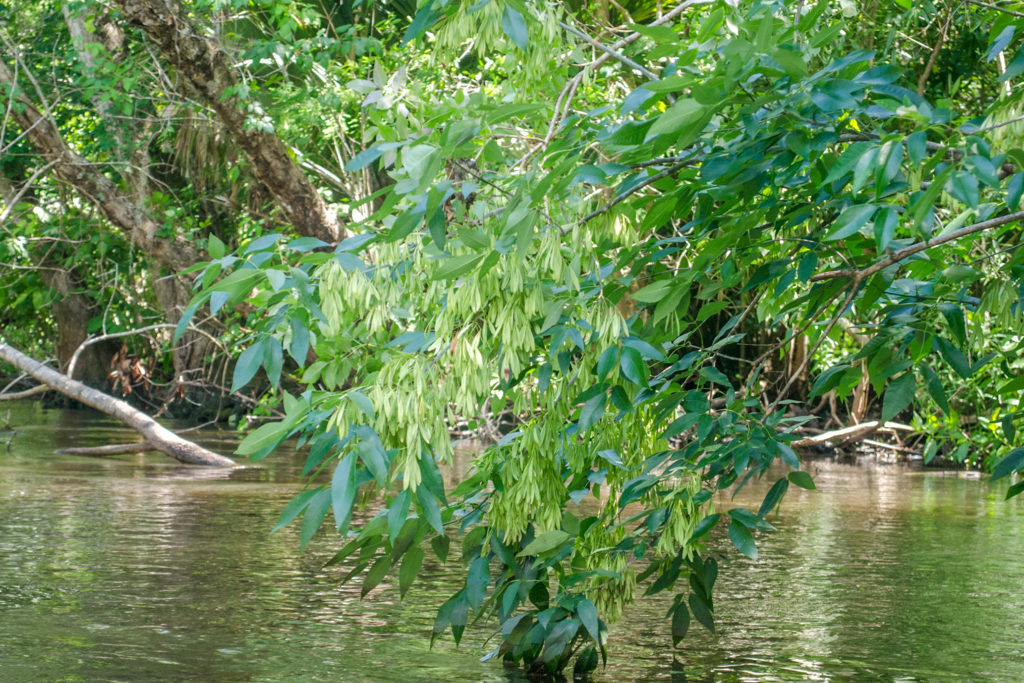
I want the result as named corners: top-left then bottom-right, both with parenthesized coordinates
top-left (810, 209), bottom-right (1024, 283)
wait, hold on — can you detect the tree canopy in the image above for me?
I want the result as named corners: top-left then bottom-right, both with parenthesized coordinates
top-left (4, 0), bottom-right (1024, 675)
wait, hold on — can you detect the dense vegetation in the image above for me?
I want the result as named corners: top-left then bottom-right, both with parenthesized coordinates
top-left (4, 0), bottom-right (1024, 675)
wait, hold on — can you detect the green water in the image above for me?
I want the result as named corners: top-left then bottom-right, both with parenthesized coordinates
top-left (1, 401), bottom-right (1022, 681)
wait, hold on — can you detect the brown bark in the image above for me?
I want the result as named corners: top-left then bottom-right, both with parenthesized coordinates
top-left (37, 268), bottom-right (119, 387)
top-left (0, 341), bottom-right (236, 466)
top-left (113, 0), bottom-right (346, 245)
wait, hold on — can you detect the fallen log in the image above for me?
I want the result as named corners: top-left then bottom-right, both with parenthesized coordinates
top-left (0, 341), bottom-right (236, 466)
top-left (791, 420), bottom-right (915, 449)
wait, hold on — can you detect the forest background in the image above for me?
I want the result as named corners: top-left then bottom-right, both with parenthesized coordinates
top-left (3, 0), bottom-right (1024, 675)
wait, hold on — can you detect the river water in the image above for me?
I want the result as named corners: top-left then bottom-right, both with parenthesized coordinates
top-left (1, 401), bottom-right (1022, 681)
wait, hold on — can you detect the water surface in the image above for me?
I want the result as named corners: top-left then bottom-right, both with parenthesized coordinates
top-left (1, 401), bottom-right (1022, 681)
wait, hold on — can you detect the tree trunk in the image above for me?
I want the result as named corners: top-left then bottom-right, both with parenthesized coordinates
top-left (0, 341), bottom-right (236, 466)
top-left (38, 268), bottom-right (118, 387)
top-left (113, 0), bottom-right (347, 245)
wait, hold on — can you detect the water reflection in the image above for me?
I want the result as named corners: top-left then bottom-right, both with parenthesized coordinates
top-left (0, 402), bottom-right (1022, 680)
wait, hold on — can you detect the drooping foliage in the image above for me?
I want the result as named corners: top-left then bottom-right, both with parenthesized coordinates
top-left (167, 0), bottom-right (1024, 674)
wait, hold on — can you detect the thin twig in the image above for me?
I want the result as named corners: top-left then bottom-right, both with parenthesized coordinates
top-left (557, 20), bottom-right (660, 81)
top-left (917, 7), bottom-right (954, 96)
top-left (572, 157), bottom-right (695, 230)
top-left (963, 0), bottom-right (1024, 18)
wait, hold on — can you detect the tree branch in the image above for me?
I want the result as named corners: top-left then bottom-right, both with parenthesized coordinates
top-left (113, 0), bottom-right (345, 244)
top-left (809, 210), bottom-right (1024, 283)
top-left (558, 21), bottom-right (661, 82)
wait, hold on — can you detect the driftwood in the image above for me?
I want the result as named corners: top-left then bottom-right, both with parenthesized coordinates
top-left (862, 439), bottom-right (919, 455)
top-left (791, 420), bottom-right (913, 449)
top-left (55, 442), bottom-right (154, 456)
top-left (0, 341), bottom-right (236, 466)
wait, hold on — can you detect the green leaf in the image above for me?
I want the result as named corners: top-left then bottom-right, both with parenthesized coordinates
top-left (1002, 414), bottom-right (1016, 442)
top-left (646, 99), bottom-right (706, 140)
top-left (620, 347), bottom-right (648, 387)
top-left (331, 453), bottom-right (357, 534)
top-left (632, 280), bottom-right (673, 303)
top-left (208, 234), bottom-right (226, 259)
top-left (577, 598), bottom-right (600, 643)
top-left (728, 508), bottom-right (773, 530)
top-left (797, 252), bottom-right (818, 282)
top-left (272, 488), bottom-right (318, 533)
top-left (387, 489), bottom-right (411, 540)
top-left (362, 554), bottom-right (391, 597)
top-left (699, 366), bottom-right (731, 387)
top-left (596, 346), bottom-right (618, 381)
top-left (236, 420), bottom-right (288, 456)
top-left (729, 519), bottom-right (757, 559)
top-left (826, 204), bottom-right (876, 241)
top-left (1008, 173), bottom-right (1024, 210)
top-left (517, 530), bottom-right (573, 557)
top-left (991, 447), bottom-right (1024, 480)
top-left (913, 166), bottom-right (952, 228)
top-left (232, 341), bottom-right (264, 391)
top-left (288, 318), bottom-right (310, 364)
top-left (773, 48), bottom-right (807, 78)
top-left (287, 237), bottom-right (328, 252)
top-left (688, 513), bottom-right (720, 543)
top-left (987, 25), bottom-right (1015, 61)
top-left (696, 7), bottom-right (723, 40)
top-left (947, 171), bottom-right (979, 209)
top-left (399, 545), bottom-right (423, 597)
top-left (300, 488), bottom-right (332, 550)
top-left (623, 337), bottom-right (667, 361)
top-left (431, 534), bottom-right (450, 563)
top-left (938, 303), bottom-right (967, 346)
top-left (671, 600), bottom-right (690, 646)
top-left (935, 337), bottom-right (972, 378)
top-left (881, 372), bottom-right (916, 423)
top-left (906, 131), bottom-right (927, 165)
top-left (263, 337), bottom-right (283, 387)
top-left (688, 592), bottom-right (715, 633)
top-left (501, 4), bottom-right (528, 50)
top-left (466, 556), bottom-right (490, 609)
top-left (809, 363), bottom-right (850, 398)
top-left (758, 478), bottom-right (789, 517)
top-left (402, 1), bottom-right (441, 44)
top-left (872, 207), bottom-right (898, 252)
top-left (578, 391), bottom-right (607, 431)
top-left (787, 471), bottom-right (816, 490)
top-left (417, 486), bottom-right (444, 535)
top-left (433, 253), bottom-right (485, 281)
top-left (346, 144), bottom-right (387, 171)
top-left (348, 390), bottom-right (375, 420)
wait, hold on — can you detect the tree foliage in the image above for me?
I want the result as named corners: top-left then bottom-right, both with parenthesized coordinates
top-left (7, 0), bottom-right (1024, 675)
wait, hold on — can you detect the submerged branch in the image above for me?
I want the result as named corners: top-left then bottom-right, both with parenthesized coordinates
top-left (56, 442), bottom-right (153, 456)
